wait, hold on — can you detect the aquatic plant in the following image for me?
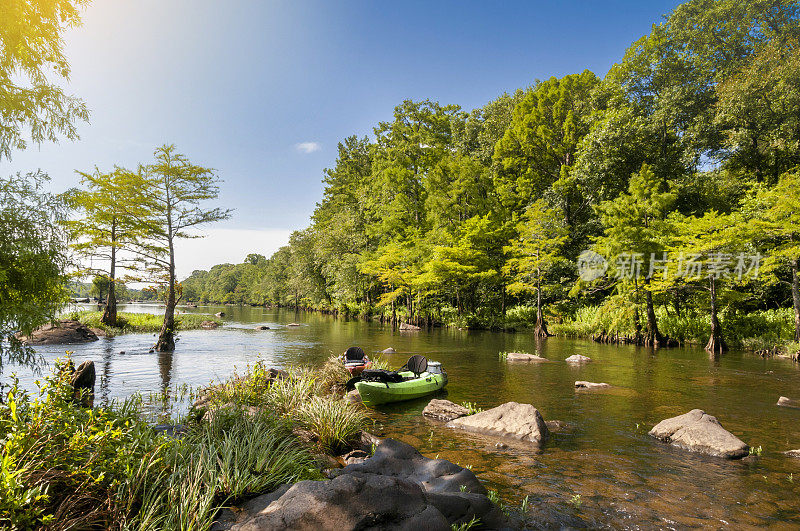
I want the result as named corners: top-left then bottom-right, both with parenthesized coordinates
top-left (460, 401), bottom-right (483, 415)
top-left (570, 494), bottom-right (582, 509)
top-left (295, 395), bottom-right (368, 454)
top-left (65, 310), bottom-right (221, 336)
top-left (450, 515), bottom-right (481, 530)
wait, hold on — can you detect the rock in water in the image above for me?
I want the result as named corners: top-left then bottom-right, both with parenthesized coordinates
top-left (286, 323), bottom-right (301, 327)
top-left (777, 396), bottom-right (800, 409)
top-left (18, 320), bottom-right (99, 345)
top-left (423, 399), bottom-right (469, 422)
top-left (381, 347), bottom-right (396, 354)
top-left (575, 381), bottom-right (611, 389)
top-left (506, 352), bottom-right (550, 362)
top-left (224, 439), bottom-right (505, 531)
top-left (71, 360), bottom-right (96, 407)
top-left (784, 449), bottom-right (800, 458)
top-left (447, 402), bottom-right (549, 445)
top-left (215, 312), bottom-right (225, 318)
top-left (649, 409), bottom-right (749, 459)
top-left (200, 320), bottom-right (219, 329)
top-left (565, 354), bottom-right (592, 363)
top-left (399, 322), bottom-right (421, 331)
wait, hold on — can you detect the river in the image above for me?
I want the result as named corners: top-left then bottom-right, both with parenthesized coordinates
top-left (8, 303), bottom-right (800, 528)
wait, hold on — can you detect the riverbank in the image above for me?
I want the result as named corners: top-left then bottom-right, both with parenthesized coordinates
top-left (65, 310), bottom-right (222, 336)
top-left (1, 356), bottom-right (370, 528)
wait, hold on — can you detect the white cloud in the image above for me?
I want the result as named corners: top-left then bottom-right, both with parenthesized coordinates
top-left (173, 228), bottom-right (292, 280)
top-left (294, 141), bottom-right (321, 154)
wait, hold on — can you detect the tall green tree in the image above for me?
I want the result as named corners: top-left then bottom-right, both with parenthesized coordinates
top-left (66, 168), bottom-right (145, 325)
top-left (130, 145), bottom-right (231, 352)
top-left (742, 170), bottom-right (800, 340)
top-left (504, 201), bottom-right (568, 337)
top-left (595, 164), bottom-right (676, 346)
top-left (493, 71), bottom-right (599, 237)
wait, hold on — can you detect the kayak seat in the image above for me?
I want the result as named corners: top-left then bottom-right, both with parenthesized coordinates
top-left (404, 355), bottom-right (428, 377)
top-left (345, 346), bottom-right (366, 361)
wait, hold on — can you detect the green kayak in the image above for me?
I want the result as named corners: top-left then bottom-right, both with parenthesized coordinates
top-left (355, 369), bottom-right (447, 406)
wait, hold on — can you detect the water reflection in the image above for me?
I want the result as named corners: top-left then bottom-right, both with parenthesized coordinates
top-left (7, 302), bottom-right (800, 528)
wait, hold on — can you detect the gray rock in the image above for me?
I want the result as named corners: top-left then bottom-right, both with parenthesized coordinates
top-left (545, 420), bottom-right (572, 433)
top-left (575, 381), bottom-right (611, 389)
top-left (215, 312), bottom-right (225, 318)
top-left (784, 449), bottom-right (800, 458)
top-left (345, 389), bottom-right (362, 403)
top-left (227, 439), bottom-right (505, 531)
top-left (649, 409), bottom-right (750, 459)
top-left (18, 320), bottom-right (99, 345)
top-left (777, 396), bottom-right (800, 409)
top-left (423, 399), bottom-right (468, 422)
top-left (381, 347), bottom-right (396, 354)
top-left (399, 322), bottom-right (420, 331)
top-left (447, 401), bottom-right (549, 445)
top-left (201, 320), bottom-right (219, 329)
top-left (506, 352), bottom-right (550, 362)
top-left (286, 323), bottom-right (301, 327)
top-left (335, 438), bottom-right (485, 495)
top-left (565, 354), bottom-right (592, 363)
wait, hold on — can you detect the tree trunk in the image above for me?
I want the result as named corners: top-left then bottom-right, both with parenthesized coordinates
top-left (156, 237), bottom-right (176, 352)
top-left (705, 275), bottom-right (727, 354)
top-left (643, 280), bottom-right (663, 347)
top-left (792, 259), bottom-right (800, 342)
top-left (101, 219), bottom-right (117, 326)
top-left (534, 269), bottom-right (550, 338)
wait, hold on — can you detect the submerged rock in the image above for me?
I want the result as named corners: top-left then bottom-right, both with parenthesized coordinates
top-left (399, 322), bottom-right (421, 331)
top-left (18, 320), bottom-right (99, 345)
top-left (506, 352), bottom-right (550, 362)
top-left (649, 409), bottom-right (749, 459)
top-left (447, 401), bottom-right (549, 445)
top-left (565, 354), bottom-right (592, 363)
top-left (423, 399), bottom-right (468, 422)
top-left (201, 320), bottom-right (219, 329)
top-left (777, 396), bottom-right (800, 409)
top-left (286, 323), bottom-right (301, 327)
top-left (575, 381), bottom-right (611, 390)
top-left (223, 439), bottom-right (504, 531)
top-left (256, 325), bottom-right (270, 330)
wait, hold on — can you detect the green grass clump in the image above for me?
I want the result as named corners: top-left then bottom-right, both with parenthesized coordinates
top-left (65, 310), bottom-right (221, 336)
top-left (460, 401), bottom-right (483, 415)
top-left (296, 396), bottom-right (367, 454)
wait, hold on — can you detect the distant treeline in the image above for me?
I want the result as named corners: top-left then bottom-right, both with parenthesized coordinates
top-left (183, 1), bottom-right (800, 349)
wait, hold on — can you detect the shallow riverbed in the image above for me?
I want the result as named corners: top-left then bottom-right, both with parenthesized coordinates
top-left (8, 303), bottom-right (800, 528)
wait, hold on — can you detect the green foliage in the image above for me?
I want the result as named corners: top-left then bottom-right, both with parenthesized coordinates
top-left (0, 0), bottom-right (90, 161)
top-left (296, 396), bottom-right (367, 454)
top-left (0, 172), bottom-right (70, 371)
top-left (65, 310), bottom-right (221, 336)
top-left (460, 402), bottom-right (483, 415)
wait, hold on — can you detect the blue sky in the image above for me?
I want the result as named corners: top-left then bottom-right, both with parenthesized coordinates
top-left (3, 0), bottom-right (682, 278)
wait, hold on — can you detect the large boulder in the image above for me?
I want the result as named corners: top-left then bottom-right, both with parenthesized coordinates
top-left (423, 399), bottom-right (468, 422)
top-left (447, 402), bottom-right (549, 445)
top-left (649, 409), bottom-right (750, 459)
top-left (224, 439), bottom-right (505, 531)
top-left (505, 352), bottom-right (549, 362)
top-left (777, 396), bottom-right (800, 409)
top-left (575, 381), bottom-right (611, 390)
top-left (18, 320), bottom-right (99, 345)
top-left (565, 354), bottom-right (592, 363)
top-left (335, 438), bottom-right (485, 495)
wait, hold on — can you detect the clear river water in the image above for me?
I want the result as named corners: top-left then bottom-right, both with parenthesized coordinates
top-left (8, 303), bottom-right (800, 528)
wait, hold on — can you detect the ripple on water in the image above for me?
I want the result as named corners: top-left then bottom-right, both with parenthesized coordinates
top-left (6, 303), bottom-right (800, 528)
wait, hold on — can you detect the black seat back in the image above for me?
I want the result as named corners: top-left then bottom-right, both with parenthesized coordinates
top-left (405, 355), bottom-right (428, 376)
top-left (344, 346), bottom-right (366, 361)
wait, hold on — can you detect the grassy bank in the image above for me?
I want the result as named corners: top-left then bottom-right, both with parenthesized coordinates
top-left (65, 310), bottom-right (222, 336)
top-left (545, 304), bottom-right (798, 352)
top-left (0, 356), bottom-right (369, 528)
